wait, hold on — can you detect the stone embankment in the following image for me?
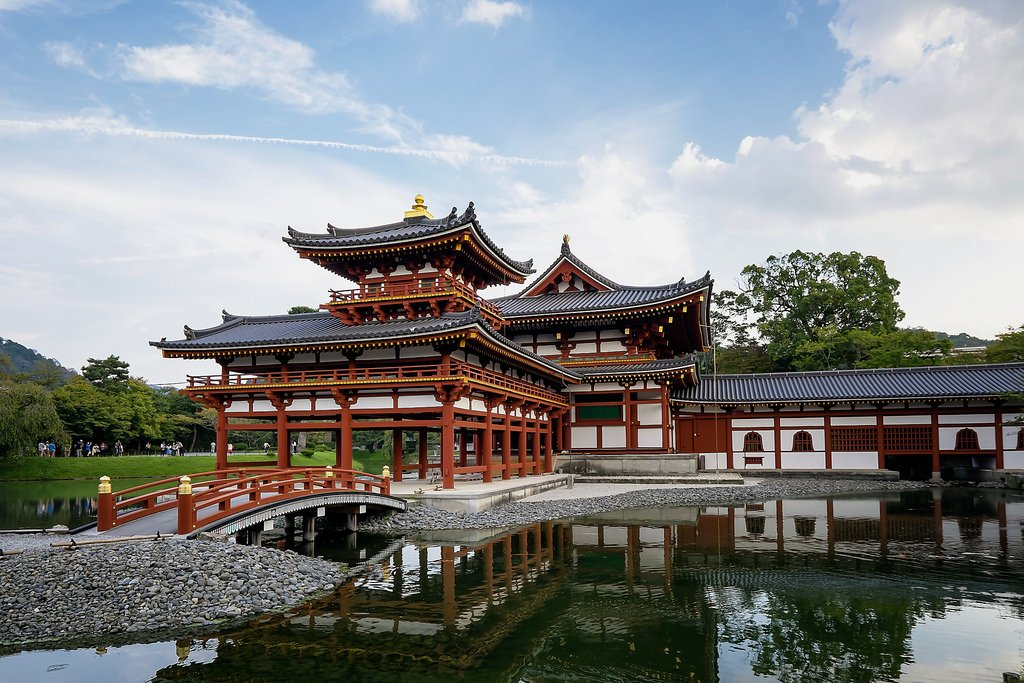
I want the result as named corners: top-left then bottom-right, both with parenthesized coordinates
top-left (0, 538), bottom-right (343, 649)
top-left (362, 477), bottom-right (933, 533)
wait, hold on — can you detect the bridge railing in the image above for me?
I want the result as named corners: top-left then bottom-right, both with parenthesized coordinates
top-left (96, 467), bottom-right (391, 534)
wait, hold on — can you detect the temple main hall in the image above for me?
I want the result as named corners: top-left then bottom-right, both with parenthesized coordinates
top-left (154, 196), bottom-right (1024, 484)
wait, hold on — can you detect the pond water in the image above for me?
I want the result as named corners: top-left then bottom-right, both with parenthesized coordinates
top-left (0, 478), bottom-right (152, 530)
top-left (1, 488), bottom-right (1022, 682)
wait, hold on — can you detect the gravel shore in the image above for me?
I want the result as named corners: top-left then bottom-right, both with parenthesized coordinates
top-left (0, 538), bottom-right (343, 650)
top-left (361, 477), bottom-right (934, 533)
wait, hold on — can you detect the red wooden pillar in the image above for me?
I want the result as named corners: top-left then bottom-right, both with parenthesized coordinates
top-left (276, 406), bottom-right (289, 469)
top-left (518, 409), bottom-right (528, 477)
top-left (482, 402), bottom-right (494, 483)
top-left (418, 427), bottom-right (428, 480)
top-left (441, 400), bottom-right (456, 489)
top-left (773, 414), bottom-right (781, 470)
top-left (532, 413), bottom-right (542, 475)
top-left (823, 408), bottom-right (833, 470)
top-left (458, 428), bottom-right (468, 468)
top-left (392, 428), bottom-right (404, 482)
top-left (543, 413), bottom-right (553, 473)
top-left (622, 384), bottom-right (634, 450)
top-left (337, 400), bottom-right (353, 470)
top-left (441, 545), bottom-right (456, 626)
top-left (660, 382), bottom-right (671, 451)
top-left (931, 411), bottom-right (941, 476)
top-left (216, 406), bottom-right (228, 470)
top-left (502, 415), bottom-right (512, 480)
top-left (995, 409), bottom-right (1005, 469)
top-left (875, 413), bottom-right (885, 469)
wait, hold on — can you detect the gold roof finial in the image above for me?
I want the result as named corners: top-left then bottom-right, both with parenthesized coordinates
top-left (562, 233), bottom-right (570, 245)
top-left (404, 194), bottom-right (434, 219)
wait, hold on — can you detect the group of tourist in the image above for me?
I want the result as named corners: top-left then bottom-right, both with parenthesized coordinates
top-left (37, 440), bottom-right (126, 457)
top-left (151, 441), bottom-right (185, 456)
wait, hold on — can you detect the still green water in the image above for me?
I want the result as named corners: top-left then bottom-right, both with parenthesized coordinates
top-left (1, 488), bottom-right (1022, 682)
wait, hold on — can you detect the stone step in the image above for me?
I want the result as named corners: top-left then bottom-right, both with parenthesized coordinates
top-left (574, 474), bottom-right (744, 485)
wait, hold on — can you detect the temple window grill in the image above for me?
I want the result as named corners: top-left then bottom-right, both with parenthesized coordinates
top-left (954, 428), bottom-right (980, 451)
top-left (791, 431), bottom-right (814, 452)
top-left (743, 432), bottom-right (764, 453)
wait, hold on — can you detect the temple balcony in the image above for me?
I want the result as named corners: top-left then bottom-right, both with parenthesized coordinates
top-left (183, 360), bottom-right (567, 407)
top-left (323, 278), bottom-right (504, 328)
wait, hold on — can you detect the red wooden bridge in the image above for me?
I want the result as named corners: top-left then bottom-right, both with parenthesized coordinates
top-left (91, 467), bottom-right (406, 539)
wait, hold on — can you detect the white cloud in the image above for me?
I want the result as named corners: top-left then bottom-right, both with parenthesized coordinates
top-left (0, 0), bottom-right (53, 10)
top-left (367, 0), bottom-right (420, 22)
top-left (109, 0), bottom-right (491, 155)
top-left (460, 0), bottom-right (527, 29)
top-left (41, 41), bottom-right (99, 77)
top-left (667, 0), bottom-right (1024, 337)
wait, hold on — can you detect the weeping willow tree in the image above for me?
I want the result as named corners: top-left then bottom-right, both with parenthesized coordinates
top-left (0, 380), bottom-right (67, 458)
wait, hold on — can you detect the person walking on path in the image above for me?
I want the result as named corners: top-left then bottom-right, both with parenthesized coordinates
top-left (37, 441), bottom-right (46, 457)
top-left (47, 441), bottom-right (56, 458)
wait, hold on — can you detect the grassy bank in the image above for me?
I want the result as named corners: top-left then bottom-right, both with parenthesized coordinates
top-left (0, 449), bottom-right (391, 482)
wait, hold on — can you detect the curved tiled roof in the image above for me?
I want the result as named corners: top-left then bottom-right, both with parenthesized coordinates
top-left (492, 271), bottom-right (712, 317)
top-left (282, 202), bottom-right (535, 276)
top-left (575, 357), bottom-right (698, 379)
top-left (152, 308), bottom-right (579, 381)
top-left (672, 363), bottom-right (1024, 404)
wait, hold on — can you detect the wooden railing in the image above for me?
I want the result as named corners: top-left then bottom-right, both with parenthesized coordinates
top-left (185, 360), bottom-right (567, 405)
top-left (96, 467), bottom-right (391, 534)
top-left (326, 278), bottom-right (502, 317)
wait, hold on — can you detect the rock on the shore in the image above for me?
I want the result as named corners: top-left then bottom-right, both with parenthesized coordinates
top-left (0, 539), bottom-right (344, 647)
top-left (361, 478), bottom-right (932, 533)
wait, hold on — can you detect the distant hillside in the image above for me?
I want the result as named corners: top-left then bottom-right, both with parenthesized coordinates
top-left (0, 337), bottom-right (77, 380)
top-left (932, 331), bottom-right (994, 348)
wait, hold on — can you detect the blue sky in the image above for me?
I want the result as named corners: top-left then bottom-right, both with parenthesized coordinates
top-left (1, 0), bottom-right (1022, 383)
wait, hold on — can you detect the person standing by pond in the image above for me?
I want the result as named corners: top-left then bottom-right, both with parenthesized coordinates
top-left (47, 441), bottom-right (56, 458)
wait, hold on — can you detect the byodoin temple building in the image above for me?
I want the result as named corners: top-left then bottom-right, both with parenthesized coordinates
top-left (154, 196), bottom-right (1024, 485)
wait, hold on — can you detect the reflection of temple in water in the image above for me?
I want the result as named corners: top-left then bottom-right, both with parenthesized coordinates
top-left (155, 489), bottom-right (1024, 682)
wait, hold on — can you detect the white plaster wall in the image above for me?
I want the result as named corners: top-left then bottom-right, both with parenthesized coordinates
top-left (732, 429), bottom-right (774, 452)
top-left (536, 334), bottom-right (557, 343)
top-left (733, 418), bottom-right (775, 429)
top-left (392, 264), bottom-right (411, 276)
top-left (253, 356), bottom-right (278, 366)
top-left (572, 426), bottom-right (597, 449)
top-left (784, 500), bottom-right (828, 518)
top-left (601, 340), bottom-right (627, 352)
top-left (420, 262), bottom-right (437, 274)
top-left (569, 382), bottom-right (622, 393)
top-left (320, 352), bottom-right (347, 363)
top-left (360, 349), bottom-right (394, 361)
top-left (830, 416), bottom-right (876, 426)
top-left (637, 404), bottom-right (662, 425)
top-left (455, 398), bottom-right (472, 410)
top-left (398, 395), bottom-right (439, 408)
top-left (603, 426), bottom-right (626, 448)
top-left (1006, 452), bottom-right (1024, 468)
top-left (225, 401), bottom-right (249, 413)
top-left (882, 415), bottom-right (931, 425)
top-left (780, 417), bottom-right (824, 427)
top-left (939, 426), bottom-right (995, 450)
top-left (939, 414), bottom-right (994, 424)
top-left (573, 331), bottom-right (597, 341)
top-left (251, 400), bottom-right (275, 413)
top-left (1004, 427), bottom-right (1024, 450)
top-left (780, 452), bottom-right (825, 469)
top-left (536, 344), bottom-right (559, 355)
top-left (450, 350), bottom-right (467, 362)
top-left (574, 342), bottom-right (598, 354)
top-left (703, 452), bottom-right (728, 469)
top-left (511, 335), bottom-right (532, 346)
top-left (831, 452), bottom-right (877, 469)
top-left (288, 399), bottom-right (312, 412)
top-left (781, 429), bottom-right (824, 450)
top-left (228, 357), bottom-right (249, 367)
top-left (356, 396), bottom-right (393, 409)
top-left (740, 456), bottom-right (767, 469)
top-left (637, 429), bottom-right (662, 447)
top-left (291, 353), bottom-right (316, 364)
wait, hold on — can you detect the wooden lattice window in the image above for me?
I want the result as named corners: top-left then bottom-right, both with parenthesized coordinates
top-left (1016, 428), bottom-right (1024, 450)
top-left (883, 426), bottom-right (933, 452)
top-left (743, 432), bottom-right (764, 452)
top-left (791, 431), bottom-right (814, 452)
top-left (954, 428), bottom-right (980, 451)
top-left (830, 426), bottom-right (878, 452)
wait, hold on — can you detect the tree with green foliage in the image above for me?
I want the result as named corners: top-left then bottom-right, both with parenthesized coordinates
top-left (986, 325), bottom-right (1024, 363)
top-left (29, 359), bottom-right (70, 390)
top-left (0, 379), bottom-right (67, 458)
top-left (82, 355), bottom-right (131, 391)
top-left (288, 306), bottom-right (318, 314)
top-left (52, 376), bottom-right (117, 443)
top-left (733, 250), bottom-right (906, 370)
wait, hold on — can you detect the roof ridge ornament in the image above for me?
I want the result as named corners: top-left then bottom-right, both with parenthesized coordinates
top-left (457, 201), bottom-right (476, 224)
top-left (561, 233), bottom-right (571, 256)
top-left (404, 194), bottom-right (434, 220)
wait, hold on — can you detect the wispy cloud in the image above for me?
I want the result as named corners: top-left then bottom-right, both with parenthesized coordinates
top-left (0, 114), bottom-right (571, 167)
top-left (367, 0), bottom-right (420, 22)
top-left (459, 0), bottom-right (528, 29)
